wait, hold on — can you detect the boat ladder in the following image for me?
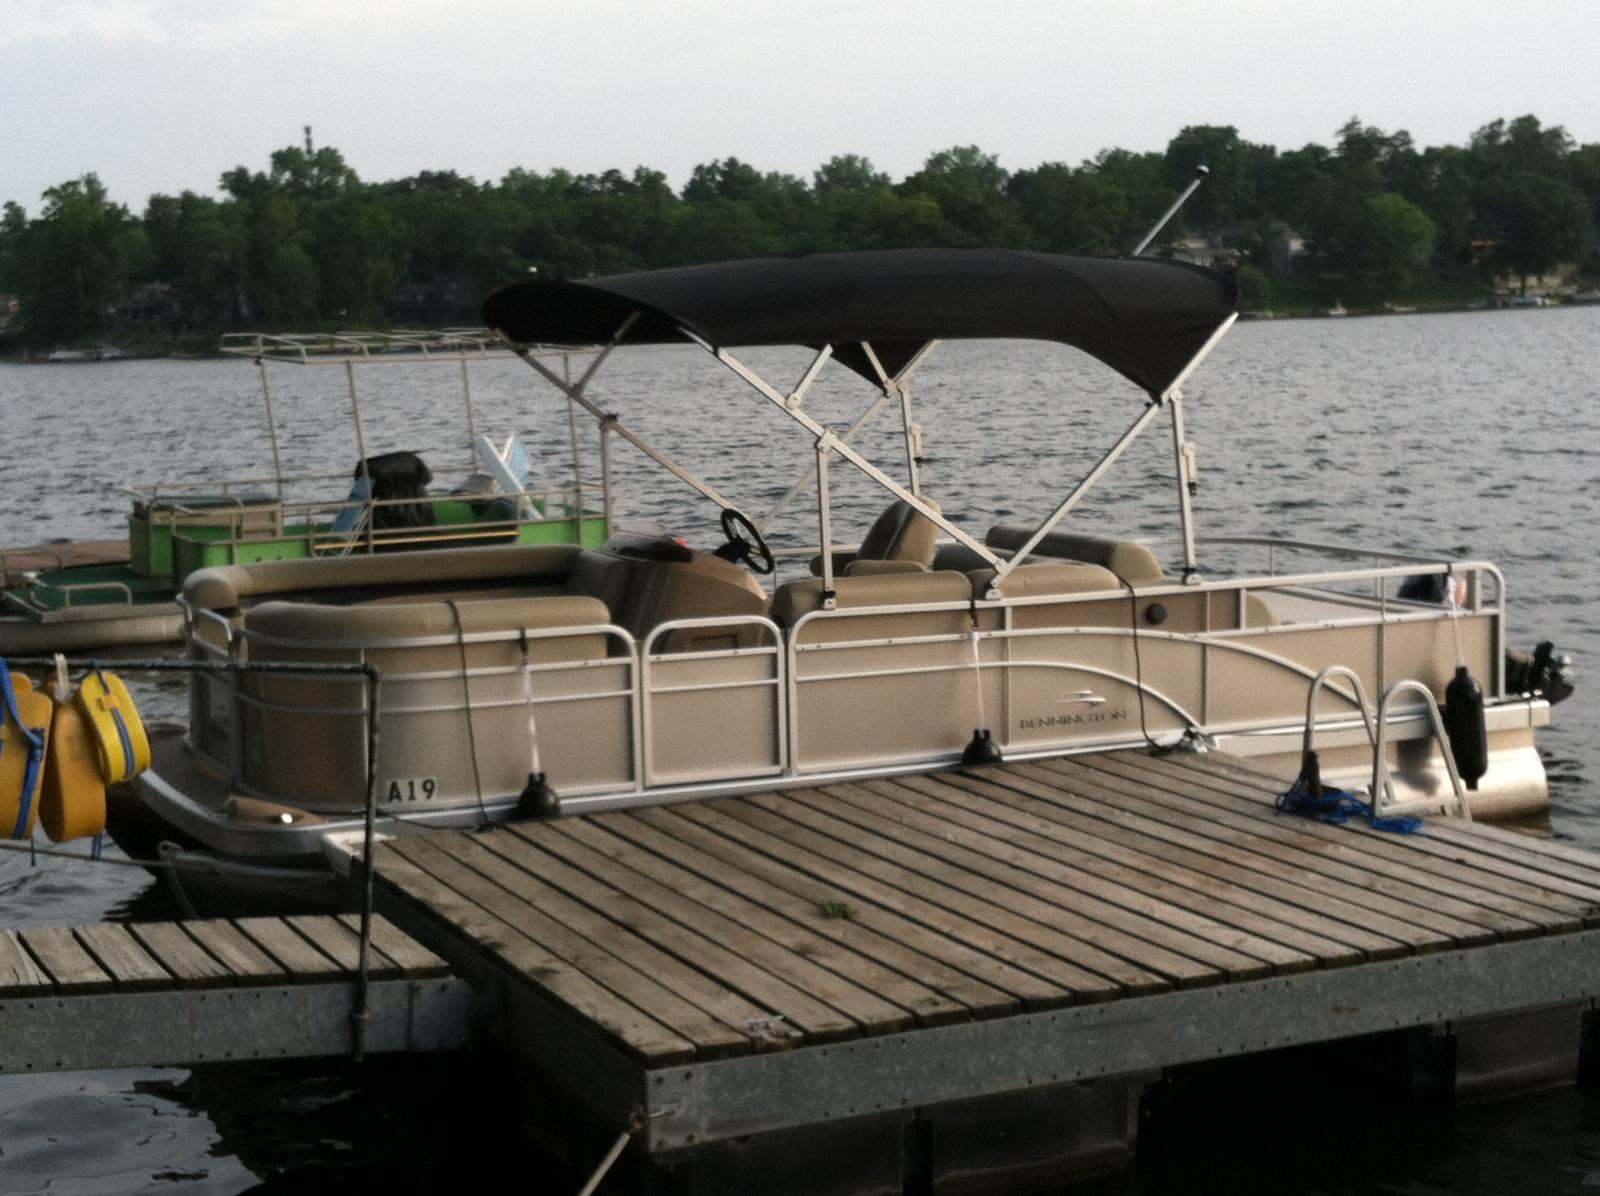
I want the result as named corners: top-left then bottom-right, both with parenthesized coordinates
top-left (1303, 666), bottom-right (1471, 822)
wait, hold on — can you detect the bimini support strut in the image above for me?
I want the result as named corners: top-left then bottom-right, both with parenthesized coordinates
top-left (1169, 388), bottom-right (1199, 580)
top-left (506, 314), bottom-right (740, 514)
top-left (708, 343), bottom-right (999, 569)
top-left (755, 340), bottom-right (940, 534)
top-left (988, 399), bottom-right (1166, 592)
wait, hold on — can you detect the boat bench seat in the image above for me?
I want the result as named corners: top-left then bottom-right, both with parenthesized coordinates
top-left (183, 543), bottom-right (585, 611)
top-left (970, 561), bottom-right (1123, 598)
top-left (769, 571), bottom-right (973, 643)
top-left (983, 524), bottom-right (1276, 629)
top-left (984, 524), bottom-right (1165, 583)
top-left (242, 593), bottom-right (612, 664)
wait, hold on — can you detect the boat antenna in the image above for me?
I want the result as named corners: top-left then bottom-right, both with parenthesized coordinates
top-left (1130, 164), bottom-right (1208, 258)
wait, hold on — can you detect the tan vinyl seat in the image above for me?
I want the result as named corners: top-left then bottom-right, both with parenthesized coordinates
top-left (983, 524), bottom-right (1164, 583)
top-left (184, 542), bottom-right (585, 611)
top-left (812, 498), bottom-right (943, 577)
top-left (571, 535), bottom-right (769, 653)
top-left (770, 570), bottom-right (973, 643)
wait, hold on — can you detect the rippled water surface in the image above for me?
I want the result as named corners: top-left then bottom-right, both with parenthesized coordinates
top-left (0, 306), bottom-right (1596, 1191)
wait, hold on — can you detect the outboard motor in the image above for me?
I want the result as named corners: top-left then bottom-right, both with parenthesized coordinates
top-left (1507, 640), bottom-right (1576, 706)
top-left (1443, 665), bottom-right (1489, 791)
top-left (359, 451), bottom-right (435, 533)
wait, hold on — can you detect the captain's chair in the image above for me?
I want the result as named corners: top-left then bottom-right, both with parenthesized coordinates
top-left (811, 497), bottom-right (942, 577)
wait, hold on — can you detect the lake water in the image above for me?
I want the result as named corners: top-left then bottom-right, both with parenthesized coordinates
top-left (0, 306), bottom-right (1596, 1192)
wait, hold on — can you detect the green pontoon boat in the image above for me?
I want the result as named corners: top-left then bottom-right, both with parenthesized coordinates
top-left (0, 331), bottom-right (609, 653)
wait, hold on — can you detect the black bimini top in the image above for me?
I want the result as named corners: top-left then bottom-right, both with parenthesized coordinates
top-left (482, 249), bottom-right (1237, 397)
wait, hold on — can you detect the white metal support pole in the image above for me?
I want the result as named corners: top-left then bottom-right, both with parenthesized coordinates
top-left (256, 357), bottom-right (286, 500)
top-left (599, 417), bottom-right (615, 529)
top-left (988, 399), bottom-right (1166, 589)
top-left (899, 381), bottom-right (922, 497)
top-left (514, 336), bottom-right (739, 512)
top-left (459, 355), bottom-right (477, 468)
top-left (715, 348), bottom-right (999, 567)
top-left (564, 353), bottom-right (586, 520)
top-left (346, 360), bottom-right (375, 553)
top-left (754, 342), bottom-right (938, 534)
top-left (757, 391), bottom-right (891, 532)
top-left (1170, 389), bottom-right (1199, 580)
top-left (815, 434), bottom-right (837, 607)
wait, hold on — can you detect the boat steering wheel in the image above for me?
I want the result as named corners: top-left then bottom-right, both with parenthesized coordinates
top-left (715, 507), bottom-right (775, 575)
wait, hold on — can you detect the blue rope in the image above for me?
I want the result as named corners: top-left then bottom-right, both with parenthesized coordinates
top-left (1276, 779), bottom-right (1422, 834)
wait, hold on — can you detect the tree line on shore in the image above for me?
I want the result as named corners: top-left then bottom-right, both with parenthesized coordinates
top-left (1, 115), bottom-right (1596, 346)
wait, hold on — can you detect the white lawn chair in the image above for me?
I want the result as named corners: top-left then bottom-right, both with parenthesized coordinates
top-left (473, 434), bottom-right (542, 519)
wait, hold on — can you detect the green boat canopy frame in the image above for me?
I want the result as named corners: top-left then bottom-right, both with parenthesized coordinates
top-left (483, 249), bottom-right (1238, 398)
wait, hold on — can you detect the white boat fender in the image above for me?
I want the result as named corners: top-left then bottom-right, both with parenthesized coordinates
top-left (1442, 666), bottom-right (1488, 791)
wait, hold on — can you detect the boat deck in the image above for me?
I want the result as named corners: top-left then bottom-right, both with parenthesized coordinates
top-left (371, 749), bottom-right (1600, 1154)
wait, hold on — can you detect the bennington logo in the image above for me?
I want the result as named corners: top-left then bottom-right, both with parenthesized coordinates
top-left (1018, 709), bottom-right (1129, 729)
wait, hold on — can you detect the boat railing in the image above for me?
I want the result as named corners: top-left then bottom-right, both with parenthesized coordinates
top-left (25, 577), bottom-right (137, 610)
top-left (174, 552), bottom-right (1506, 815)
top-left (1139, 533), bottom-right (1501, 593)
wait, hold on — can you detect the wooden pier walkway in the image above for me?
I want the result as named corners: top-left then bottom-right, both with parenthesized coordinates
top-left (371, 749), bottom-right (1600, 1162)
top-left (0, 914), bottom-right (469, 1073)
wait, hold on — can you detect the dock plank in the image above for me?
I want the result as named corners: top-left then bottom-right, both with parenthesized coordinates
top-left (336, 914), bottom-right (450, 978)
top-left (997, 760), bottom-right (1490, 948)
top-left (1132, 752), bottom-right (1600, 917)
top-left (930, 768), bottom-right (1416, 958)
top-left (1064, 755), bottom-right (1555, 939)
top-left (531, 819), bottom-right (916, 1034)
top-left (697, 797), bottom-right (1147, 998)
top-left (487, 827), bottom-right (866, 1042)
top-left (74, 923), bottom-right (172, 991)
top-left (382, 838), bottom-right (718, 1061)
top-left (879, 773), bottom-right (1353, 966)
top-left (0, 931), bottom-right (52, 995)
top-left (561, 815), bottom-right (959, 1027)
top-left (127, 923), bottom-right (235, 988)
top-left (235, 917), bottom-right (345, 979)
top-left (628, 805), bottom-right (1026, 1016)
top-left (832, 780), bottom-right (1313, 975)
top-left (750, 790), bottom-right (1246, 986)
top-left (668, 802), bottom-right (1074, 1007)
top-left (19, 926), bottom-right (113, 992)
top-left (424, 835), bottom-right (773, 1049)
top-left (183, 920), bottom-right (288, 983)
top-left (596, 811), bottom-right (983, 1026)
top-left (1095, 753), bottom-right (1588, 923)
top-left (286, 916), bottom-right (402, 977)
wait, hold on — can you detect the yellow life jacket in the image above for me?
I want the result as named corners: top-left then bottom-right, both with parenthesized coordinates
top-left (40, 661), bottom-right (107, 843)
top-left (1, 661), bottom-right (52, 839)
top-left (75, 667), bottom-right (150, 784)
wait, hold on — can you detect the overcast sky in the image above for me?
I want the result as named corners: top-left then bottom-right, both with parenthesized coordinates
top-left (4, 0), bottom-right (1598, 213)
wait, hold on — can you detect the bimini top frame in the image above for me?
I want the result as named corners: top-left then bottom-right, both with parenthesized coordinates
top-left (216, 330), bottom-right (601, 511)
top-left (482, 249), bottom-right (1239, 593)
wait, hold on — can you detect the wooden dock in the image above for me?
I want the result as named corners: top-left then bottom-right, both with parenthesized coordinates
top-left (0, 914), bottom-right (469, 1073)
top-left (371, 749), bottom-right (1600, 1186)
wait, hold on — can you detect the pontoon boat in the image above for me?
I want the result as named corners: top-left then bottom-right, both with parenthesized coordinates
top-left (1, 332), bottom-right (608, 654)
top-left (112, 250), bottom-right (1572, 904)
